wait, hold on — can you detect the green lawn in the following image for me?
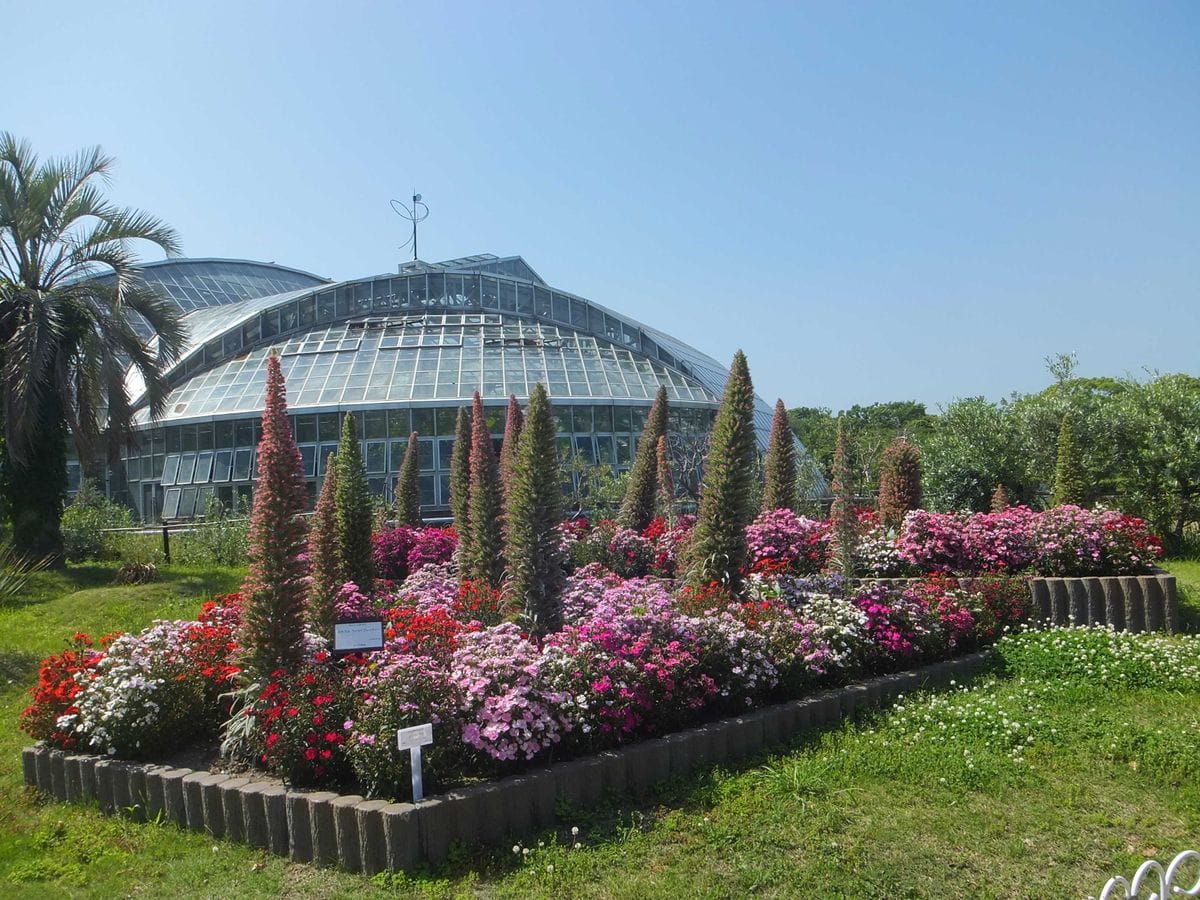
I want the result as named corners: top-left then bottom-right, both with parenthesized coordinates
top-left (0, 563), bottom-right (1196, 898)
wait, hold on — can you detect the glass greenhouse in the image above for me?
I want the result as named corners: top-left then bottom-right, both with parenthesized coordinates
top-left (93, 255), bottom-right (816, 520)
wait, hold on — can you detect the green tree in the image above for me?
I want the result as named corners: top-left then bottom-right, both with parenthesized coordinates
top-left (762, 399), bottom-right (797, 511)
top-left (393, 431), bottom-right (422, 527)
top-left (619, 385), bottom-right (668, 532)
top-left (449, 406), bottom-right (471, 553)
top-left (240, 354), bottom-right (309, 675)
top-left (335, 413), bottom-right (373, 590)
top-left (922, 397), bottom-right (1030, 511)
top-left (1112, 374), bottom-right (1200, 555)
top-left (307, 455), bottom-right (339, 641)
top-left (1051, 414), bottom-right (1088, 507)
top-left (0, 135), bottom-right (186, 563)
top-left (504, 384), bottom-right (564, 635)
top-left (687, 351), bottom-right (757, 592)
top-left (877, 437), bottom-right (923, 530)
top-left (464, 393), bottom-right (504, 587)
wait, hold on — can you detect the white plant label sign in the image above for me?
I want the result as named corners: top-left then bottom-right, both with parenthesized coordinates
top-left (397, 723), bottom-right (434, 802)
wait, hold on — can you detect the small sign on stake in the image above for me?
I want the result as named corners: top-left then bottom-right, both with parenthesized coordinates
top-left (333, 619), bottom-right (385, 656)
top-left (397, 723), bottom-right (434, 801)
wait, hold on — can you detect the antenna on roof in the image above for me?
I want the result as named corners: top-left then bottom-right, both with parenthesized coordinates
top-left (391, 191), bottom-right (429, 262)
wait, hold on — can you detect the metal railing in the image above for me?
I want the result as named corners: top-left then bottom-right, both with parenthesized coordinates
top-left (1092, 850), bottom-right (1199, 899)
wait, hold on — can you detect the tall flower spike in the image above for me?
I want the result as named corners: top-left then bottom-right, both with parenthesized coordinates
top-left (240, 353), bottom-right (310, 675)
top-left (463, 392), bottom-right (505, 587)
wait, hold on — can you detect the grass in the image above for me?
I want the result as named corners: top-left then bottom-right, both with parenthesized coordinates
top-left (0, 563), bottom-right (1196, 898)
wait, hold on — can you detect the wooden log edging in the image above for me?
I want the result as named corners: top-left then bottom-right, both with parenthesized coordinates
top-left (22, 649), bottom-right (993, 873)
top-left (862, 573), bottom-right (1178, 634)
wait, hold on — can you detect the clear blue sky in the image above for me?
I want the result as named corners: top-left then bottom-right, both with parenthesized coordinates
top-left (6, 1), bottom-right (1197, 412)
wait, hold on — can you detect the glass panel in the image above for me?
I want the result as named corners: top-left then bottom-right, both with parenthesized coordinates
top-left (588, 305), bottom-right (605, 335)
top-left (162, 488), bottom-right (181, 519)
top-left (177, 453), bottom-right (197, 485)
top-left (233, 449), bottom-right (253, 480)
top-left (317, 291), bottom-right (335, 321)
top-left (595, 435), bottom-right (615, 466)
top-left (571, 299), bottom-right (587, 327)
top-left (198, 424), bottom-right (214, 451)
top-left (296, 416), bottom-right (318, 444)
top-left (318, 445), bottom-right (338, 474)
top-left (366, 441), bottom-right (386, 473)
top-left (288, 443), bottom-right (311, 477)
top-left (235, 421), bottom-right (254, 446)
top-left (419, 475), bottom-right (435, 506)
top-left (261, 309), bottom-right (279, 338)
top-left (535, 287), bottom-right (552, 318)
top-left (182, 427), bottom-right (198, 452)
top-left (319, 414), bottom-right (341, 441)
top-left (419, 439), bottom-right (434, 471)
top-left (516, 284), bottom-right (534, 315)
top-left (572, 406), bottom-right (592, 432)
top-left (216, 421), bottom-right (234, 447)
top-left (437, 438), bottom-right (455, 469)
top-left (389, 439), bottom-right (407, 471)
top-left (179, 487), bottom-right (198, 518)
top-left (616, 435), bottom-right (632, 464)
top-left (427, 274), bottom-right (445, 305)
top-left (498, 280), bottom-right (516, 312)
top-left (162, 454), bottom-right (181, 486)
top-left (387, 409), bottom-right (409, 437)
top-left (482, 277), bottom-right (498, 308)
top-left (194, 451), bottom-right (214, 483)
top-left (410, 275), bottom-right (427, 306)
top-left (552, 293), bottom-right (570, 323)
top-left (574, 436), bottom-right (596, 464)
top-left (364, 410), bottom-right (387, 439)
top-left (552, 407), bottom-right (571, 433)
top-left (594, 405), bottom-right (614, 432)
top-left (412, 409), bottom-right (434, 436)
top-left (213, 450), bottom-right (233, 481)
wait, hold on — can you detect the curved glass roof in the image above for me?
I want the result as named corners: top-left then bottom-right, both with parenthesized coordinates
top-left (135, 313), bottom-right (717, 425)
top-left (119, 258), bottom-right (330, 312)
top-left (125, 254), bottom-right (815, 466)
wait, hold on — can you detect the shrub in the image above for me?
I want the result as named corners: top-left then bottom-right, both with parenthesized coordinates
top-left (176, 495), bottom-right (249, 567)
top-left (241, 652), bottom-right (352, 786)
top-left (61, 480), bottom-right (133, 562)
top-left (451, 625), bottom-right (573, 763)
top-left (372, 526), bottom-right (416, 582)
top-left (346, 652), bottom-right (464, 797)
top-left (19, 632), bottom-right (109, 749)
top-left (745, 508), bottom-right (829, 576)
top-left (898, 509), bottom-right (968, 573)
top-left (408, 527), bottom-right (457, 571)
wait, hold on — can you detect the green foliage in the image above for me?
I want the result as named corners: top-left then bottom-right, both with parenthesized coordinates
top-left (655, 434), bottom-right (676, 525)
top-left (174, 495), bottom-right (248, 568)
top-left (829, 419), bottom-right (856, 579)
top-left (1050, 414), bottom-right (1087, 507)
top-left (464, 393), bottom-right (504, 587)
top-left (60, 480), bottom-right (134, 562)
top-left (334, 413), bottom-right (374, 590)
top-left (562, 454), bottom-right (630, 520)
top-left (762, 399), bottom-right (798, 512)
top-left (922, 397), bottom-right (1031, 511)
top-left (0, 540), bottom-right (50, 602)
top-left (687, 351), bottom-right (757, 592)
top-left (619, 385), bottom-right (668, 532)
top-left (504, 384), bottom-right (565, 635)
top-left (789, 401), bottom-right (934, 490)
top-left (1111, 373), bottom-right (1200, 555)
top-left (877, 437), bottom-right (922, 530)
top-left (393, 431), bottom-right (422, 527)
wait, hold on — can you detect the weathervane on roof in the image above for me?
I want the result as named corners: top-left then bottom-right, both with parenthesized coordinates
top-left (391, 191), bottom-right (429, 262)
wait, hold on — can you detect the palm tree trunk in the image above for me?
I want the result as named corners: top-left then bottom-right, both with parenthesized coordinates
top-left (8, 393), bottom-right (68, 567)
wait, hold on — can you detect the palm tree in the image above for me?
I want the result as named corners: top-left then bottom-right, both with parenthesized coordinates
top-left (0, 134), bottom-right (186, 564)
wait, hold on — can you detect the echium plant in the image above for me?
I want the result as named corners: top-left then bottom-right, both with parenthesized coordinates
top-left (655, 434), bottom-right (675, 526)
top-left (393, 431), bottom-right (422, 527)
top-left (335, 412), bottom-right (374, 591)
top-left (877, 437), bottom-right (922, 531)
top-left (499, 393), bottom-right (524, 500)
top-left (463, 392), bottom-right (504, 587)
top-left (504, 383), bottom-right (565, 635)
top-left (619, 385), bottom-right (668, 532)
top-left (1051, 413), bottom-right (1088, 507)
top-left (762, 398), bottom-right (798, 512)
top-left (307, 454), bottom-right (339, 641)
top-left (449, 406), bottom-right (472, 558)
top-left (829, 417), bottom-right (857, 580)
top-left (240, 354), bottom-right (310, 675)
top-left (687, 351), bottom-right (758, 593)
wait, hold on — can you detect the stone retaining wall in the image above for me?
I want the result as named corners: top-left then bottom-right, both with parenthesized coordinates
top-left (23, 650), bottom-right (993, 874)
top-left (861, 573), bottom-right (1178, 633)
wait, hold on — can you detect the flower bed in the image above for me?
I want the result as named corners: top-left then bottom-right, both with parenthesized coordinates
top-left (23, 649), bottom-right (994, 873)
